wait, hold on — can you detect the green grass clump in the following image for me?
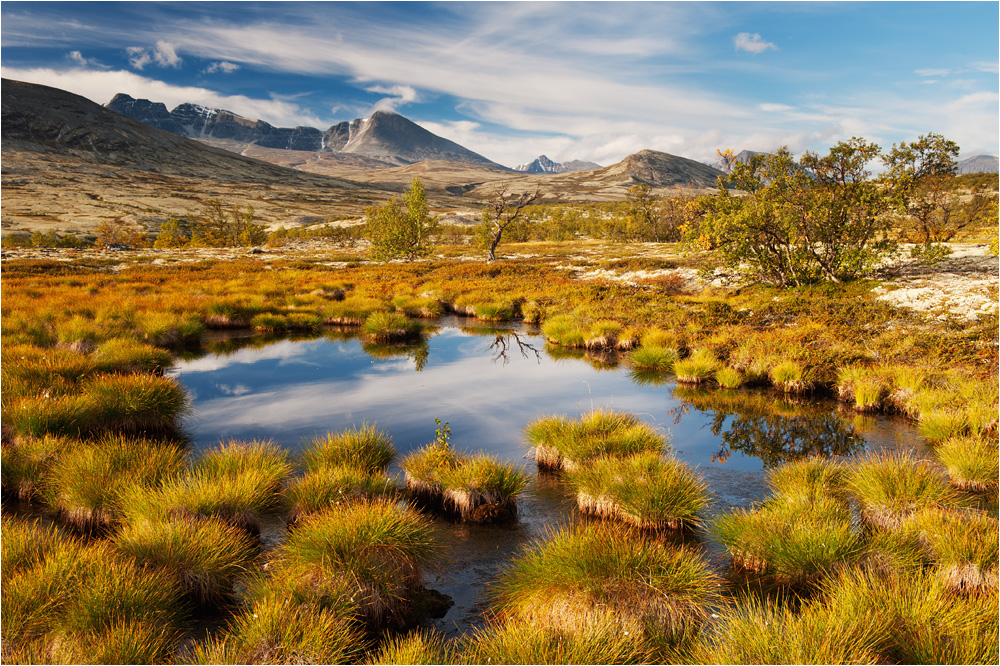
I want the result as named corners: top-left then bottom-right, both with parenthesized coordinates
top-left (189, 595), bottom-right (364, 665)
top-left (687, 594), bottom-right (885, 665)
top-left (769, 359), bottom-right (815, 393)
top-left (92, 338), bottom-right (172, 374)
top-left (541, 314), bottom-right (586, 347)
top-left (136, 439), bottom-right (290, 533)
top-left (402, 444), bottom-right (528, 523)
top-left (0, 516), bottom-right (76, 575)
top-left (365, 629), bottom-right (452, 665)
top-left (1, 434), bottom-right (72, 501)
top-left (324, 294), bottom-right (386, 325)
top-left (250, 312), bottom-right (289, 331)
top-left (40, 435), bottom-right (186, 532)
top-left (819, 566), bottom-right (999, 664)
top-left (524, 409), bottom-right (666, 472)
top-left (473, 301), bottom-right (516, 321)
top-left (715, 366), bottom-right (745, 389)
top-left (362, 311), bottom-right (422, 342)
top-left (585, 319), bottom-right (623, 349)
top-left (285, 465), bottom-right (400, 522)
top-left (302, 423), bottom-right (396, 474)
top-left (565, 452), bottom-right (708, 530)
top-left (2, 539), bottom-right (184, 665)
top-left (113, 515), bottom-right (257, 603)
top-left (767, 456), bottom-right (846, 502)
top-left (629, 345), bottom-right (678, 372)
top-left (1, 343), bottom-right (96, 399)
top-left (935, 434), bottom-right (999, 492)
top-left (459, 615), bottom-right (653, 665)
top-left (81, 372), bottom-right (188, 434)
top-left (919, 408), bottom-right (970, 443)
top-left (436, 454), bottom-right (529, 523)
top-left (491, 523), bottom-right (721, 641)
top-left (277, 500), bottom-right (440, 626)
top-left (393, 295), bottom-right (444, 318)
top-left (906, 508), bottom-right (999, 593)
top-left (845, 452), bottom-right (961, 530)
top-left (2, 394), bottom-right (95, 438)
top-left (713, 494), bottom-right (862, 586)
top-left (641, 327), bottom-right (682, 351)
top-left (673, 348), bottom-right (721, 384)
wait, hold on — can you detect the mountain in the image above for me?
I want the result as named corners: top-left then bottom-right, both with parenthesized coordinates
top-left (598, 149), bottom-right (724, 188)
top-left (957, 155), bottom-right (999, 175)
top-left (0, 78), bottom-right (412, 234)
top-left (514, 155), bottom-right (601, 174)
top-left (106, 94), bottom-right (504, 169)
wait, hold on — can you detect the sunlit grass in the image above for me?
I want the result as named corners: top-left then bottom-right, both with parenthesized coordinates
top-left (524, 409), bottom-right (666, 472)
top-left (285, 465), bottom-right (401, 521)
top-left (365, 629), bottom-right (453, 665)
top-left (845, 452), bottom-right (962, 530)
top-left (1, 434), bottom-right (73, 502)
top-left (491, 523), bottom-right (721, 642)
top-left (362, 311), bottom-right (422, 342)
top-left (673, 348), bottom-right (721, 385)
top-left (935, 434), bottom-right (999, 492)
top-left (565, 451), bottom-right (708, 530)
top-left (906, 507), bottom-right (999, 593)
top-left (302, 423), bottom-right (396, 474)
top-left (628, 345), bottom-right (678, 372)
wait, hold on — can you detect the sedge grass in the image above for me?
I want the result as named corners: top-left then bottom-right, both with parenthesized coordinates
top-left (766, 456), bottom-right (847, 503)
top-left (845, 452), bottom-right (962, 530)
top-left (435, 454), bottom-right (529, 523)
top-left (302, 423), bottom-right (396, 474)
top-left (285, 465), bottom-right (401, 522)
top-left (277, 500), bottom-right (440, 626)
top-left (673, 348), bottom-right (721, 385)
top-left (113, 514), bottom-right (257, 603)
top-left (81, 372), bottom-right (188, 434)
top-left (541, 314), bottom-right (586, 347)
top-left (365, 629), bottom-right (452, 665)
top-left (820, 565), bottom-right (999, 664)
top-left (0, 515), bottom-right (76, 576)
top-left (628, 345), bottom-right (678, 372)
top-left (769, 359), bottom-right (815, 394)
top-left (935, 434), bottom-right (999, 492)
top-left (1, 434), bottom-right (73, 502)
top-left (713, 494), bottom-right (862, 585)
top-left (491, 523), bottom-right (721, 641)
top-left (906, 508), bottom-right (999, 592)
top-left (400, 442), bottom-right (459, 506)
top-left (524, 409), bottom-right (666, 472)
top-left (92, 338), bottom-right (172, 374)
top-left (565, 451), bottom-right (708, 530)
top-left (688, 593), bottom-right (886, 665)
top-left (362, 311), bottom-right (421, 342)
top-left (189, 596), bottom-right (364, 665)
top-left (40, 435), bottom-right (187, 532)
top-left (715, 366), bottom-right (745, 389)
top-left (458, 615), bottom-right (653, 665)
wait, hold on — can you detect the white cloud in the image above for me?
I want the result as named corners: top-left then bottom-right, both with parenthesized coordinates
top-left (126, 45), bottom-right (152, 70)
top-left (205, 61), bottom-right (240, 74)
top-left (759, 103), bottom-right (794, 113)
top-left (915, 68), bottom-right (951, 77)
top-left (366, 84), bottom-right (419, 113)
top-left (733, 32), bottom-right (776, 54)
top-left (153, 40), bottom-right (182, 68)
top-left (0, 66), bottom-right (327, 128)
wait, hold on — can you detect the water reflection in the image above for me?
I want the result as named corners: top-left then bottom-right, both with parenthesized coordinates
top-left (670, 387), bottom-right (865, 468)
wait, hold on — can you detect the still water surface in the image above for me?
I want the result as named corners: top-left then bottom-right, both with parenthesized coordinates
top-left (168, 318), bottom-right (926, 635)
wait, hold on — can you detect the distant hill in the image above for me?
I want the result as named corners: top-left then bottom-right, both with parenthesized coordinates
top-left (957, 155), bottom-right (999, 175)
top-left (0, 78), bottom-right (412, 234)
top-left (598, 149), bottom-right (724, 188)
top-left (106, 93), bottom-right (505, 169)
top-left (514, 154), bottom-right (601, 174)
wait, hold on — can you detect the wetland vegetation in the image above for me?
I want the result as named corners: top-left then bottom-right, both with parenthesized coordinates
top-left (2, 143), bottom-right (997, 662)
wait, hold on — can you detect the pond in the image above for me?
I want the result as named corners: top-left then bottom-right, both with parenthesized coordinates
top-left (168, 317), bottom-right (928, 636)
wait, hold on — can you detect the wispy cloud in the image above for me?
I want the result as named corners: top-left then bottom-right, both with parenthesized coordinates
top-left (0, 66), bottom-right (326, 128)
top-left (733, 32), bottom-right (776, 54)
top-left (126, 40), bottom-right (181, 70)
top-left (367, 84), bottom-right (420, 113)
top-left (205, 61), bottom-right (239, 74)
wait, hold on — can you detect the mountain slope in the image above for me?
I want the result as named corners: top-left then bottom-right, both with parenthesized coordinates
top-left (958, 155), bottom-right (999, 175)
top-left (107, 94), bottom-right (504, 169)
top-left (514, 155), bottom-right (601, 174)
top-left (1, 78), bottom-right (414, 234)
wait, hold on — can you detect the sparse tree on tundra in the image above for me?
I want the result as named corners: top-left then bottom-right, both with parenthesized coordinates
top-left (477, 185), bottom-right (540, 262)
top-left (364, 178), bottom-right (436, 261)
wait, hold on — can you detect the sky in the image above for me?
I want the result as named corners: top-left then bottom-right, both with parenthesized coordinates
top-left (2, 1), bottom-right (997, 168)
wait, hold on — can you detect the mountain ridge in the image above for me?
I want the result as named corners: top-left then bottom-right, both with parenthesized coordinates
top-left (106, 93), bottom-right (504, 169)
top-left (514, 154), bottom-right (601, 174)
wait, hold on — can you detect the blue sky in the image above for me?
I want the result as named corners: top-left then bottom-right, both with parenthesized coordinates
top-left (2, 1), bottom-right (997, 167)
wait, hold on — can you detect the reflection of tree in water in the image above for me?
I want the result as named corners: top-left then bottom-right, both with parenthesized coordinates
top-left (488, 332), bottom-right (541, 366)
top-left (671, 387), bottom-right (865, 468)
top-left (362, 339), bottom-right (430, 372)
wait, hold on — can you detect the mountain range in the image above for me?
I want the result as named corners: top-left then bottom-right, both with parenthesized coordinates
top-left (514, 155), bottom-right (602, 174)
top-left (107, 93), bottom-right (503, 169)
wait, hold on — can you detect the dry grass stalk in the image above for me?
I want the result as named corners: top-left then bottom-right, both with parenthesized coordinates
top-left (941, 563), bottom-right (999, 594)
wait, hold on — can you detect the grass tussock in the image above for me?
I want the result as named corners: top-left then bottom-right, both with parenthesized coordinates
top-left (276, 500), bottom-right (440, 627)
top-left (302, 423), bottom-right (396, 474)
top-left (40, 435), bottom-right (187, 532)
top-left (362, 311), bottom-right (422, 342)
top-left (935, 434), bottom-right (999, 492)
top-left (491, 523), bottom-right (721, 642)
top-left (769, 359), bottom-right (815, 394)
top-left (524, 409), bottom-right (666, 472)
top-left (365, 629), bottom-right (452, 665)
top-left (673, 348), bottom-right (721, 385)
top-left (845, 452), bottom-right (962, 530)
top-left (113, 514), bottom-right (257, 604)
top-left (565, 451), bottom-right (708, 530)
top-left (401, 444), bottom-right (528, 523)
top-left (285, 465), bottom-right (401, 522)
top-left (628, 345), bottom-right (678, 372)
top-left (1, 434), bottom-right (73, 502)
top-left (905, 508), bottom-right (999, 593)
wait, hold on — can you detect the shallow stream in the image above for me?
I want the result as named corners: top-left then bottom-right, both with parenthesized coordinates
top-left (168, 317), bottom-right (929, 636)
